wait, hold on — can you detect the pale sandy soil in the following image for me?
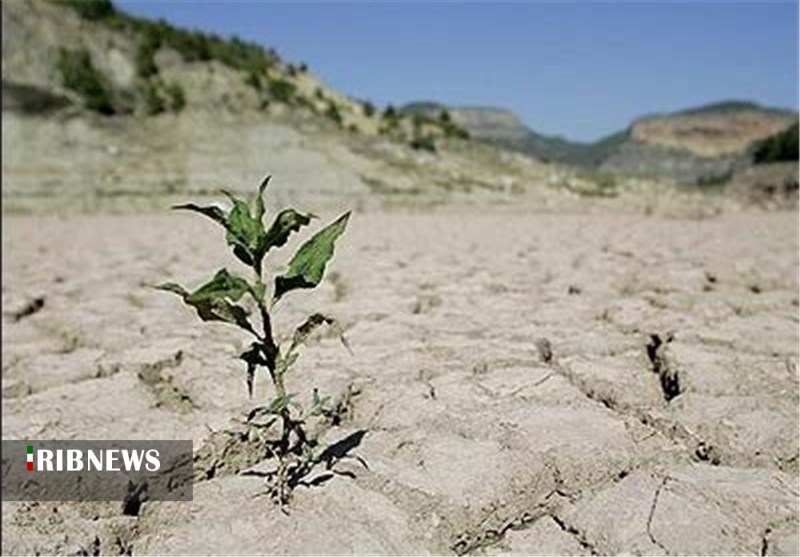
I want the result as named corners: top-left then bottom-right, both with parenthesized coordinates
top-left (2, 208), bottom-right (798, 555)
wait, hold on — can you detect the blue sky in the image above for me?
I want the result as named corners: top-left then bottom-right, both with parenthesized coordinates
top-left (116, 1), bottom-right (798, 142)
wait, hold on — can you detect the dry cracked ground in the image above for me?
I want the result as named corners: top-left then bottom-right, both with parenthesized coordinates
top-left (2, 207), bottom-right (798, 555)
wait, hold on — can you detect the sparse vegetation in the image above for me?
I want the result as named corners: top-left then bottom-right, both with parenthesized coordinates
top-left (158, 176), bottom-right (359, 506)
top-left (565, 169), bottom-right (618, 197)
top-left (696, 169), bottom-right (733, 188)
top-left (57, 0), bottom-right (279, 75)
top-left (54, 0), bottom-right (115, 20)
top-left (55, 47), bottom-right (115, 114)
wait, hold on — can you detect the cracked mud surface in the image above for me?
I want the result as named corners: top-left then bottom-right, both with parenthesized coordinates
top-left (2, 208), bottom-right (798, 555)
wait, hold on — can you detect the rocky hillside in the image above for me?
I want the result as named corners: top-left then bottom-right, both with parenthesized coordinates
top-left (4, 0), bottom-right (569, 211)
top-left (407, 101), bottom-right (797, 185)
top-left (600, 101), bottom-right (797, 184)
top-left (2, 0), bottom-right (471, 142)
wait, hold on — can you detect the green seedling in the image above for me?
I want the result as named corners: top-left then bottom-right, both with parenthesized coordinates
top-left (157, 175), bottom-right (356, 506)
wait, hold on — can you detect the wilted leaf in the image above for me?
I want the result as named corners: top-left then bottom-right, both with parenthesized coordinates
top-left (289, 313), bottom-right (350, 355)
top-left (261, 209), bottom-right (314, 254)
top-left (240, 342), bottom-right (268, 397)
top-left (274, 212), bottom-right (350, 301)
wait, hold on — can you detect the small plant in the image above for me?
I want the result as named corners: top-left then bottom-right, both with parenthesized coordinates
top-left (157, 176), bottom-right (355, 506)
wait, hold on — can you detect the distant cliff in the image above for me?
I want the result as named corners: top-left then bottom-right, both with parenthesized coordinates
top-left (404, 100), bottom-right (797, 184)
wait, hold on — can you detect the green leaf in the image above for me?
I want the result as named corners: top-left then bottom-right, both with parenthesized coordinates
top-left (157, 269), bottom-right (256, 335)
top-left (186, 269), bottom-right (250, 304)
top-left (155, 282), bottom-right (189, 297)
top-left (172, 203), bottom-right (227, 227)
top-left (261, 209), bottom-right (314, 254)
top-left (223, 191), bottom-right (266, 268)
top-left (274, 211), bottom-right (351, 301)
top-left (253, 174), bottom-right (271, 222)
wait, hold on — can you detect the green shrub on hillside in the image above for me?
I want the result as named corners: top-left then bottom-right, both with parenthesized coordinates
top-left (326, 103), bottom-right (343, 126)
top-left (165, 82), bottom-right (186, 112)
top-left (141, 80), bottom-right (165, 115)
top-left (410, 135), bottom-right (436, 153)
top-left (754, 124), bottom-right (799, 164)
top-left (245, 71), bottom-right (263, 91)
top-left (383, 105), bottom-right (398, 120)
top-left (55, 47), bottom-right (115, 114)
top-left (361, 101), bottom-right (375, 117)
top-left (267, 78), bottom-right (296, 104)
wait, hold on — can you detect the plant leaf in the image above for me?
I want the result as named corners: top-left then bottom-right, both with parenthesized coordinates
top-left (171, 203), bottom-right (227, 227)
top-left (289, 313), bottom-right (350, 355)
top-left (186, 269), bottom-right (250, 304)
top-left (155, 282), bottom-right (189, 297)
top-left (261, 209), bottom-right (314, 254)
top-left (223, 191), bottom-right (266, 268)
top-left (253, 174), bottom-right (271, 222)
top-left (158, 269), bottom-right (256, 334)
top-left (274, 211), bottom-right (350, 301)
top-left (240, 342), bottom-right (268, 397)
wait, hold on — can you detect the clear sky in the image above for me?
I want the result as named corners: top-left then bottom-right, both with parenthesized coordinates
top-left (115, 1), bottom-right (798, 142)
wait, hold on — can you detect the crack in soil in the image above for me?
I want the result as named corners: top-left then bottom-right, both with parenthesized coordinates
top-left (551, 513), bottom-right (600, 555)
top-left (646, 476), bottom-right (670, 554)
